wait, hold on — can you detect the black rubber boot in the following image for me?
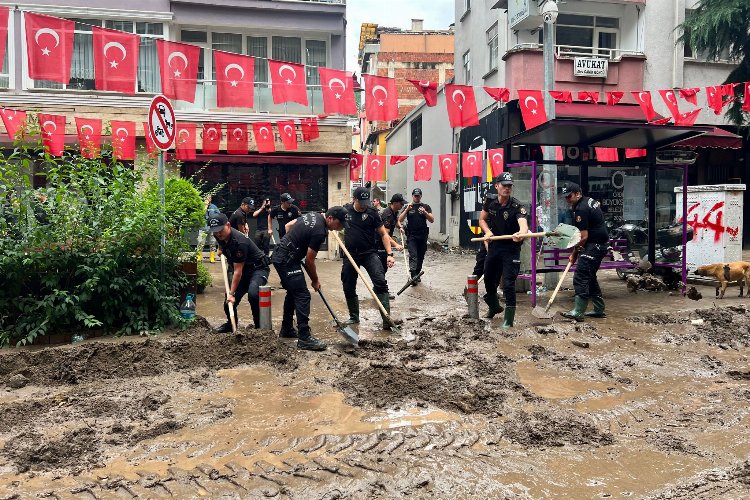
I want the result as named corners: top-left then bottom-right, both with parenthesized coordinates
top-left (344, 297), bottom-right (360, 325)
top-left (377, 293), bottom-right (397, 330)
top-left (560, 296), bottom-right (589, 322)
top-left (297, 336), bottom-right (327, 351)
top-left (214, 322), bottom-right (233, 333)
top-left (279, 323), bottom-right (298, 338)
top-left (483, 293), bottom-right (504, 318)
top-left (501, 306), bottom-right (516, 330)
top-left (585, 296), bottom-right (606, 318)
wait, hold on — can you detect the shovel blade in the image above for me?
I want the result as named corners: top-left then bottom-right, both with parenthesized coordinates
top-left (397, 270), bottom-right (424, 296)
top-left (546, 223), bottom-right (581, 250)
top-left (532, 305), bottom-right (554, 319)
top-left (336, 322), bottom-right (359, 345)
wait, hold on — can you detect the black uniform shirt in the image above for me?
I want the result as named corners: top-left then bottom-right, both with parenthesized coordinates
top-left (255, 206), bottom-right (271, 231)
top-left (483, 196), bottom-right (527, 246)
top-left (218, 228), bottom-right (268, 268)
top-left (229, 208), bottom-right (247, 232)
top-left (271, 204), bottom-right (301, 237)
top-left (405, 202), bottom-right (432, 236)
top-left (343, 203), bottom-right (383, 254)
top-left (282, 212), bottom-right (327, 262)
top-left (572, 196), bottom-right (609, 244)
top-left (376, 206), bottom-right (399, 250)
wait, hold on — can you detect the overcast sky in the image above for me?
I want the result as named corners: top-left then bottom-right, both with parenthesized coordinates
top-left (346, 0), bottom-right (456, 73)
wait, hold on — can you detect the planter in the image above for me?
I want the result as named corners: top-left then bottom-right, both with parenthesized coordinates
top-left (179, 261), bottom-right (198, 304)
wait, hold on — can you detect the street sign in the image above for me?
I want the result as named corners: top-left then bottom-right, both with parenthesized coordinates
top-left (148, 95), bottom-right (176, 151)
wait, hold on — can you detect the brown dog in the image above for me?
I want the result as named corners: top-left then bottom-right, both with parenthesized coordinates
top-left (694, 261), bottom-right (750, 298)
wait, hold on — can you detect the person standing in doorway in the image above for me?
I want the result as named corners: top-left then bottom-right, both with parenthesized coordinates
top-left (271, 193), bottom-right (301, 240)
top-left (398, 188), bottom-right (433, 285)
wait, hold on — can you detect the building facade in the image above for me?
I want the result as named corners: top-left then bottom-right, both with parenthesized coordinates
top-left (1, 0), bottom-right (351, 221)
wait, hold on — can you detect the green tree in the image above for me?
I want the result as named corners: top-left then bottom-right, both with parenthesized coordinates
top-left (676, 0), bottom-right (750, 127)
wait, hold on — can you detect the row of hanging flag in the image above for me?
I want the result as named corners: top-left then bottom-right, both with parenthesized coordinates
top-left (6, 9), bottom-right (750, 132)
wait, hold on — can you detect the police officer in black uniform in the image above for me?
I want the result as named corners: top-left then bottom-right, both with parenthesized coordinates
top-left (208, 213), bottom-right (271, 333)
top-left (271, 207), bottom-right (347, 351)
top-left (397, 188), bottom-right (433, 285)
top-left (341, 187), bottom-right (397, 329)
top-left (253, 197), bottom-right (273, 255)
top-left (479, 172), bottom-right (529, 329)
top-left (230, 197), bottom-right (253, 235)
top-left (559, 182), bottom-right (609, 321)
top-left (464, 192), bottom-right (497, 301)
top-left (271, 193), bottom-right (301, 239)
top-left (377, 193), bottom-right (406, 276)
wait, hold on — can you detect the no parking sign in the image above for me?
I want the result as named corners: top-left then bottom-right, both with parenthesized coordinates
top-left (148, 95), bottom-right (176, 151)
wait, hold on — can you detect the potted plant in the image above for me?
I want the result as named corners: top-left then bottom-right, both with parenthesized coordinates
top-left (197, 261), bottom-right (213, 293)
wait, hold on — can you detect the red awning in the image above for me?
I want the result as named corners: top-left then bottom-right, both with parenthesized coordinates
top-left (671, 127), bottom-right (743, 149)
top-left (555, 102), bottom-right (655, 122)
top-left (190, 154), bottom-right (350, 166)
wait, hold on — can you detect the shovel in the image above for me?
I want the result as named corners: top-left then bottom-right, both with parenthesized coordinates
top-left (397, 270), bottom-right (424, 296)
top-left (220, 254), bottom-right (237, 333)
top-left (532, 260), bottom-right (573, 319)
top-left (316, 286), bottom-right (359, 346)
top-left (470, 223), bottom-right (581, 250)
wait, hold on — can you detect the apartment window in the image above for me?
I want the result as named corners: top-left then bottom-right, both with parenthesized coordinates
top-left (683, 10), bottom-right (731, 61)
top-left (247, 36), bottom-right (268, 83)
top-left (272, 36), bottom-right (302, 63)
top-left (181, 30), bottom-right (207, 81)
top-left (462, 50), bottom-right (471, 84)
top-left (0, 24), bottom-right (9, 89)
top-left (211, 32), bottom-right (242, 80)
top-left (410, 115), bottom-right (422, 150)
top-left (305, 40), bottom-right (326, 86)
top-left (549, 14), bottom-right (620, 57)
top-left (133, 22), bottom-right (164, 93)
top-left (487, 23), bottom-right (498, 73)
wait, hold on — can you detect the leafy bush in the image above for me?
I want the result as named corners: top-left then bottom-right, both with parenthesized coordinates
top-left (196, 261), bottom-right (213, 293)
top-left (0, 119), bottom-right (201, 346)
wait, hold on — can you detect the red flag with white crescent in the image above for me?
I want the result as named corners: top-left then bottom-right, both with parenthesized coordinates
top-left (268, 59), bottom-right (308, 106)
top-left (214, 51), bottom-right (255, 108)
top-left (674, 108), bottom-right (702, 127)
top-left (438, 154), bottom-right (457, 182)
top-left (549, 91), bottom-right (572, 103)
top-left (111, 120), bottom-right (136, 160)
top-left (625, 148), bottom-right (647, 158)
top-left (157, 40), bottom-right (200, 103)
top-left (1, 108), bottom-right (28, 140)
top-left (595, 148), bottom-right (618, 162)
top-left (364, 74), bottom-right (398, 122)
top-left (93, 27), bottom-right (139, 95)
top-left (606, 91), bottom-right (624, 106)
top-left (705, 86), bottom-right (725, 115)
top-left (75, 117), bottom-right (102, 159)
top-left (24, 13), bottom-right (74, 84)
top-left (578, 91), bottom-right (599, 104)
top-left (300, 117), bottom-right (319, 141)
top-left (38, 113), bottom-right (67, 157)
top-left (413, 155), bottom-right (433, 182)
top-left (462, 151), bottom-right (483, 178)
top-left (253, 122), bottom-right (276, 153)
top-left (679, 87), bottom-right (700, 106)
top-left (277, 120), bottom-right (298, 151)
top-left (365, 155), bottom-right (386, 182)
top-left (631, 91), bottom-right (657, 121)
top-left (349, 153), bottom-right (364, 180)
top-left (319, 67), bottom-right (356, 115)
top-left (202, 123), bottom-right (221, 154)
top-left (446, 84), bottom-right (480, 128)
top-left (407, 79), bottom-right (438, 107)
top-left (517, 90), bottom-right (548, 130)
top-left (658, 89), bottom-right (681, 120)
top-left (484, 87), bottom-right (510, 103)
top-left (226, 123), bottom-right (248, 154)
top-left (744, 82), bottom-right (750, 112)
top-left (390, 155), bottom-right (408, 165)
top-left (142, 122), bottom-right (157, 157)
top-left (487, 148), bottom-right (504, 178)
top-left (175, 122), bottom-right (196, 161)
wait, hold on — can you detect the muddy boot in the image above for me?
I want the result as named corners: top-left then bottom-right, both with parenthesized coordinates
top-left (560, 296), bottom-right (588, 322)
top-left (585, 296), bottom-right (606, 318)
top-left (297, 336), bottom-right (327, 351)
top-left (214, 322), bottom-right (233, 333)
top-left (377, 293), bottom-right (402, 330)
top-left (483, 293), bottom-right (503, 319)
top-left (501, 306), bottom-right (516, 330)
top-left (279, 320), bottom-right (298, 338)
top-left (344, 297), bottom-right (359, 325)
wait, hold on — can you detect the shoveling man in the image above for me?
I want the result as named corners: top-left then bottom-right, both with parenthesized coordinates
top-left (378, 193), bottom-right (406, 277)
top-left (209, 213), bottom-right (271, 333)
top-left (398, 188), bottom-right (433, 285)
top-left (479, 172), bottom-right (529, 329)
top-left (559, 182), bottom-right (609, 321)
top-left (342, 187), bottom-right (397, 330)
top-left (272, 207), bottom-right (347, 351)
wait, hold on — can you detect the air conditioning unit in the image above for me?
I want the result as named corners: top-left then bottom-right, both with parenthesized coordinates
top-left (656, 150), bottom-right (698, 165)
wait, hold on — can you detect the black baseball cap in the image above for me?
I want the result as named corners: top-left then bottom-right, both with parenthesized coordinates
top-left (390, 193), bottom-right (406, 203)
top-left (353, 186), bottom-right (371, 206)
top-left (241, 197), bottom-right (254, 207)
top-left (494, 172), bottom-right (513, 186)
top-left (412, 188), bottom-right (423, 196)
top-left (560, 182), bottom-right (581, 197)
top-left (280, 193), bottom-right (294, 202)
top-left (207, 213), bottom-right (229, 232)
top-left (326, 206), bottom-right (348, 222)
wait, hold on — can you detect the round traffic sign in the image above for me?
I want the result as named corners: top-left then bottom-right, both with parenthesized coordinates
top-left (148, 95), bottom-right (176, 151)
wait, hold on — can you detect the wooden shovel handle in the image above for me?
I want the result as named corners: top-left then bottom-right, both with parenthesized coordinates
top-left (470, 231), bottom-right (548, 242)
top-left (220, 254), bottom-right (237, 333)
top-left (544, 260), bottom-right (573, 312)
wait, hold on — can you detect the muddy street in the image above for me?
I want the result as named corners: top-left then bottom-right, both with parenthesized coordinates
top-left (1, 250), bottom-right (750, 499)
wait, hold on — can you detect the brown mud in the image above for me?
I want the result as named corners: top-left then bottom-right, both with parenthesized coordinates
top-left (1, 253), bottom-right (750, 498)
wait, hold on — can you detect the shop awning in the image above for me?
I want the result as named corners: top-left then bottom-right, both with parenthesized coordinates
top-left (191, 154), bottom-right (350, 166)
top-left (670, 127), bottom-right (743, 149)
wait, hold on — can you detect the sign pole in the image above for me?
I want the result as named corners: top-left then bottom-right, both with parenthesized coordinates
top-left (158, 150), bottom-right (166, 274)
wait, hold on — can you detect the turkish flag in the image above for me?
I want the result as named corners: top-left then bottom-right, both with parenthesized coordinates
top-left (595, 148), bottom-right (618, 162)
top-left (253, 122), bottom-right (276, 153)
top-left (1, 108), bottom-right (28, 140)
top-left (364, 74), bottom-right (398, 122)
top-left (110, 120), bottom-right (136, 160)
top-left (408, 79), bottom-right (438, 107)
top-left (625, 148), bottom-right (647, 158)
top-left (631, 91), bottom-right (657, 121)
top-left (143, 122), bottom-right (158, 157)
top-left (300, 117), bottom-right (320, 141)
top-left (390, 155), bottom-right (408, 165)
top-left (349, 153), bottom-right (364, 180)
top-left (268, 59), bottom-right (308, 106)
top-left (556, 146), bottom-right (564, 161)
top-left (414, 155), bottom-right (433, 182)
top-left (75, 117), bottom-right (102, 159)
top-left (214, 51), bottom-right (254, 109)
top-left (174, 123), bottom-right (196, 161)
top-left (487, 148), bottom-right (504, 178)
top-left (705, 86), bottom-right (725, 115)
top-left (92, 27), bottom-right (139, 95)
top-left (38, 113), bottom-right (67, 157)
top-left (743, 82), bottom-right (750, 112)
top-left (679, 88), bottom-right (700, 106)
top-left (319, 67), bottom-right (356, 115)
top-left (0, 7), bottom-right (8, 75)
top-left (606, 91), bottom-right (624, 106)
top-left (202, 123), bottom-right (221, 154)
top-left (157, 40), bottom-right (200, 103)
top-left (438, 154), bottom-right (457, 182)
top-left (445, 84), bottom-right (479, 128)
top-left (578, 91), bottom-right (599, 104)
top-left (658, 89), bottom-right (681, 120)
top-left (484, 87), bottom-right (510, 103)
top-left (462, 151), bottom-right (483, 178)
top-left (277, 120), bottom-right (298, 151)
top-left (24, 13), bottom-right (75, 84)
top-left (226, 123), bottom-right (248, 154)
top-left (365, 155), bottom-right (386, 182)
top-left (517, 90), bottom-right (548, 130)
top-left (649, 116), bottom-right (672, 125)
top-left (549, 91), bottom-right (572, 103)
top-left (675, 108), bottom-right (702, 126)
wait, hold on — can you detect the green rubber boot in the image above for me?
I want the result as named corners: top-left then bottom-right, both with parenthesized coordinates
top-left (377, 293), bottom-right (396, 330)
top-left (483, 293), bottom-right (504, 319)
top-left (501, 306), bottom-right (516, 330)
top-left (585, 296), bottom-right (606, 318)
top-left (560, 295), bottom-right (589, 322)
top-left (344, 297), bottom-right (359, 325)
